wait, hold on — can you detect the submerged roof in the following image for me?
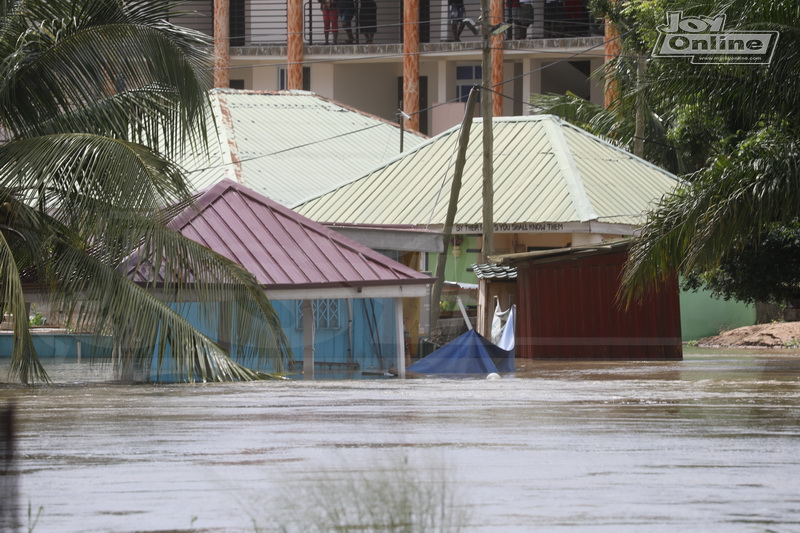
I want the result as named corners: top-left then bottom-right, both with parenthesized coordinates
top-left (182, 90), bottom-right (427, 207)
top-left (296, 115), bottom-right (680, 230)
top-left (131, 180), bottom-right (431, 298)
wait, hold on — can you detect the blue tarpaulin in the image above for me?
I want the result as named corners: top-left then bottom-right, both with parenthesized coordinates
top-left (407, 329), bottom-right (514, 375)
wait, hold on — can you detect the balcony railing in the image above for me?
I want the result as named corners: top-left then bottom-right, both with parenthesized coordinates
top-left (175, 0), bottom-right (601, 48)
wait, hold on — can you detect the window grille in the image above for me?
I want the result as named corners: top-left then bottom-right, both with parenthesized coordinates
top-left (296, 299), bottom-right (340, 329)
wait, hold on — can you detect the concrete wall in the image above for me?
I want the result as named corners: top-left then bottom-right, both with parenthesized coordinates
top-left (333, 63), bottom-right (404, 122)
top-left (679, 288), bottom-right (756, 341)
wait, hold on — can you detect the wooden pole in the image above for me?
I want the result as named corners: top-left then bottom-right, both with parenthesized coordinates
top-left (429, 87), bottom-right (479, 328)
top-left (287, 0), bottom-right (304, 90)
top-left (633, 56), bottom-right (646, 157)
top-left (403, 0), bottom-right (420, 132)
top-left (490, 0), bottom-right (504, 118)
top-left (213, 0), bottom-right (230, 88)
top-left (480, 0), bottom-right (494, 262)
top-left (604, 17), bottom-right (621, 108)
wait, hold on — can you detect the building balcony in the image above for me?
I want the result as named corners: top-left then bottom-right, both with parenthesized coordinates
top-left (179, 0), bottom-right (603, 52)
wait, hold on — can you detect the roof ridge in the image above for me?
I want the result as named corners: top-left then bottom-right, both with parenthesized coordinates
top-left (542, 117), bottom-right (599, 223)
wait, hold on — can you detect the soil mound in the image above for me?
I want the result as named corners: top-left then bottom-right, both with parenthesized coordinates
top-left (697, 321), bottom-right (800, 348)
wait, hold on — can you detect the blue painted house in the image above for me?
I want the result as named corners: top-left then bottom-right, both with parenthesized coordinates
top-left (130, 180), bottom-right (432, 379)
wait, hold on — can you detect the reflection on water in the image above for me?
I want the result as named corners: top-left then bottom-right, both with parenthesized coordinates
top-left (0, 349), bottom-right (799, 532)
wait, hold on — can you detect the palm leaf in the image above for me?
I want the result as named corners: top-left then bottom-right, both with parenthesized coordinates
top-left (0, 229), bottom-right (47, 383)
top-left (0, 0), bottom-right (211, 154)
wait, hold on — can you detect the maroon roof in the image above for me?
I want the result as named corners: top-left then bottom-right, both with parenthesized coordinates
top-left (151, 180), bottom-right (431, 290)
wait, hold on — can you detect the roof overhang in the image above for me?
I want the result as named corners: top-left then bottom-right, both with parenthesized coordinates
top-left (265, 282), bottom-right (430, 300)
top-left (491, 239), bottom-right (632, 266)
top-left (325, 224), bottom-right (445, 253)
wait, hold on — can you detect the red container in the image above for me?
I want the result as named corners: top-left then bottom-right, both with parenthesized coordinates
top-left (514, 247), bottom-right (682, 360)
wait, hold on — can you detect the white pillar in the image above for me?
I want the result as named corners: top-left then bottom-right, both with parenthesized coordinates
top-left (522, 58), bottom-right (541, 115)
top-left (395, 299), bottom-right (406, 379)
top-left (436, 60), bottom-right (448, 104)
top-left (302, 300), bottom-right (315, 379)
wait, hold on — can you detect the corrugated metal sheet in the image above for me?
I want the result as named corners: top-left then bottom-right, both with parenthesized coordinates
top-left (510, 245), bottom-right (682, 361)
top-left (130, 180), bottom-right (432, 290)
top-left (296, 115), bottom-right (680, 229)
top-left (182, 90), bottom-right (427, 207)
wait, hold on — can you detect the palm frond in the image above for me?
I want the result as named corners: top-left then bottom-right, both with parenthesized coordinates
top-left (49, 236), bottom-right (285, 382)
top-left (622, 126), bottom-right (800, 301)
top-left (0, 0), bottom-right (211, 153)
top-left (0, 229), bottom-right (47, 383)
top-left (0, 133), bottom-right (194, 224)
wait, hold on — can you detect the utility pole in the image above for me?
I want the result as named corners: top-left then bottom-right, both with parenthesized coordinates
top-left (480, 0), bottom-right (494, 263)
top-left (633, 55), bottom-right (647, 158)
top-left (213, 0), bottom-right (230, 88)
top-left (430, 88), bottom-right (480, 328)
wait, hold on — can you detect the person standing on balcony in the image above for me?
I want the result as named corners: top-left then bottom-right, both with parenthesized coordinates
top-left (506, 0), bottom-right (520, 39)
top-left (339, 0), bottom-right (356, 43)
top-left (515, 0), bottom-right (534, 39)
top-left (448, 0), bottom-right (466, 42)
top-left (320, 0), bottom-right (339, 44)
top-left (360, 0), bottom-right (376, 44)
top-left (545, 0), bottom-right (564, 37)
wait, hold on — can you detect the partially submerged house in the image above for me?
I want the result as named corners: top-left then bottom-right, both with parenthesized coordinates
top-left (130, 180), bottom-right (432, 378)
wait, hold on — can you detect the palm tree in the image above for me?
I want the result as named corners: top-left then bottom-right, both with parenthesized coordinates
top-left (0, 0), bottom-right (290, 383)
top-left (535, 0), bottom-right (800, 303)
top-left (620, 0), bottom-right (800, 300)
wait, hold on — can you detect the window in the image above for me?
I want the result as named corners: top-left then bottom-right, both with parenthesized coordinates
top-left (229, 79), bottom-right (245, 90)
top-left (279, 67), bottom-right (311, 91)
top-left (455, 64), bottom-right (482, 103)
top-left (296, 299), bottom-right (341, 330)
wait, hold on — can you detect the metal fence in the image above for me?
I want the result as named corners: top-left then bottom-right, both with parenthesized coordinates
top-left (174, 0), bottom-right (600, 48)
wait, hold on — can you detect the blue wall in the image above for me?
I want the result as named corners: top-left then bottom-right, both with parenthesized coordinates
top-left (0, 298), bottom-right (400, 381)
top-left (157, 297), bottom-right (399, 379)
top-left (270, 298), bottom-right (398, 371)
top-left (0, 333), bottom-right (113, 360)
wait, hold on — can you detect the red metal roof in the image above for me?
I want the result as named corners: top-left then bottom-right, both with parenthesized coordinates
top-left (163, 180), bottom-right (432, 290)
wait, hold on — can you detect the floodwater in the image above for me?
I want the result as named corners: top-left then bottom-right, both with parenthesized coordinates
top-left (1, 349), bottom-right (800, 532)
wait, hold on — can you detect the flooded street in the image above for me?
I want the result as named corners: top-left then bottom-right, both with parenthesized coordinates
top-left (2, 349), bottom-right (800, 532)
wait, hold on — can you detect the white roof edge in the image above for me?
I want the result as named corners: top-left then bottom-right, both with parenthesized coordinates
top-left (550, 115), bottom-right (685, 183)
top-left (210, 93), bottom-right (244, 184)
top-left (542, 118), bottom-right (599, 223)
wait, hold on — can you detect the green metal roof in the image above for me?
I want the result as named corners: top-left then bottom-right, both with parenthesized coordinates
top-left (182, 90), bottom-right (426, 207)
top-left (296, 115), bottom-right (680, 231)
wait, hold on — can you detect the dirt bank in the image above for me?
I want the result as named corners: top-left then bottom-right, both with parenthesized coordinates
top-left (697, 321), bottom-right (800, 348)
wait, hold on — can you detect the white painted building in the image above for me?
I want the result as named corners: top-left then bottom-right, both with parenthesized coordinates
top-left (177, 0), bottom-right (605, 135)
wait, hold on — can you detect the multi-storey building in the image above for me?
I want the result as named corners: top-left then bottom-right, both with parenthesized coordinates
top-left (180, 0), bottom-right (605, 135)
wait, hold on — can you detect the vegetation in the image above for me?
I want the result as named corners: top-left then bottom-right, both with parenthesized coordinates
top-left (535, 0), bottom-right (800, 306)
top-left (682, 222), bottom-right (800, 307)
top-left (0, 0), bottom-right (289, 383)
top-left (267, 454), bottom-right (471, 533)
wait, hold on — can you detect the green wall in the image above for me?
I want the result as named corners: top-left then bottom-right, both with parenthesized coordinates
top-left (679, 288), bottom-right (756, 341)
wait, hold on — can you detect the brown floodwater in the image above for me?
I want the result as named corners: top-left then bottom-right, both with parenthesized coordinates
top-left (1, 348), bottom-right (799, 532)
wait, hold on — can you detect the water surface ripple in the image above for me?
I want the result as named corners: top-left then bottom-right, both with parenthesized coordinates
top-left (1, 350), bottom-right (799, 532)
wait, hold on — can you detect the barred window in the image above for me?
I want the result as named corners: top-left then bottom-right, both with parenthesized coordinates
top-left (296, 299), bottom-right (340, 329)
